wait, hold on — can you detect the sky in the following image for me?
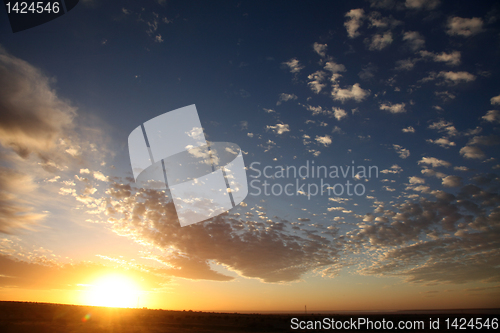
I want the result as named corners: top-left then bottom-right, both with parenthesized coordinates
top-left (0, 0), bottom-right (500, 312)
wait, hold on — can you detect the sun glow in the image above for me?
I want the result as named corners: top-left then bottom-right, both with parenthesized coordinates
top-left (84, 275), bottom-right (141, 308)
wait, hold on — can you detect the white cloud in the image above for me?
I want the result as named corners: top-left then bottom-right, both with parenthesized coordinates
top-left (324, 61), bottom-right (346, 73)
top-left (447, 17), bottom-right (484, 37)
top-left (315, 135), bottom-right (332, 147)
top-left (331, 83), bottom-right (369, 102)
top-left (482, 110), bottom-right (500, 123)
top-left (276, 93), bottom-right (297, 105)
top-left (307, 71), bottom-right (327, 94)
top-left (405, 0), bottom-right (440, 10)
top-left (402, 126), bottom-right (415, 133)
top-left (367, 31), bottom-right (393, 51)
top-left (93, 171), bottom-right (108, 182)
top-left (380, 102), bottom-right (406, 113)
top-left (409, 176), bottom-right (425, 184)
top-left (333, 107), bottom-right (347, 121)
top-left (344, 9), bottom-right (365, 38)
top-left (428, 119), bottom-right (458, 136)
top-left (491, 94), bottom-right (500, 105)
top-left (426, 137), bottom-right (456, 148)
top-left (380, 164), bottom-right (403, 174)
top-left (282, 58), bottom-right (304, 74)
top-left (403, 31), bottom-right (425, 51)
top-left (418, 157), bottom-right (451, 167)
top-left (395, 58), bottom-right (417, 71)
top-left (266, 123), bottom-right (290, 135)
top-left (459, 146), bottom-right (485, 159)
top-left (437, 71), bottom-right (476, 84)
top-left (393, 144), bottom-right (410, 158)
top-left (313, 43), bottom-right (327, 57)
top-left (421, 50), bottom-right (461, 66)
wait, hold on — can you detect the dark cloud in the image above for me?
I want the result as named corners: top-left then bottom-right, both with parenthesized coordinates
top-left (0, 46), bottom-right (76, 158)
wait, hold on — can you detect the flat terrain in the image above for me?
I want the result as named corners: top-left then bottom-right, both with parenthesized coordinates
top-left (0, 301), bottom-right (498, 332)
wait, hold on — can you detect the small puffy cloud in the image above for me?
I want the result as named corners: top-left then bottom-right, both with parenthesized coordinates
top-left (282, 58), bottom-right (304, 74)
top-left (403, 31), bottom-right (425, 51)
top-left (344, 9), bottom-right (365, 38)
top-left (333, 107), bottom-right (347, 121)
top-left (380, 164), bottom-right (403, 174)
top-left (418, 157), bottom-right (451, 168)
top-left (315, 135), bottom-right (332, 147)
top-left (393, 144), bottom-right (410, 158)
top-left (447, 17), bottom-right (484, 37)
top-left (395, 58), bottom-right (417, 71)
top-left (367, 31), bottom-right (393, 51)
top-left (93, 171), bottom-right (108, 182)
top-left (313, 43), bottom-right (327, 57)
top-left (402, 126), bottom-right (415, 133)
top-left (154, 34), bottom-right (164, 43)
top-left (307, 71), bottom-right (327, 94)
top-left (380, 102), bottom-right (406, 114)
top-left (459, 146), bottom-right (485, 159)
top-left (428, 119), bottom-right (458, 136)
top-left (427, 137), bottom-right (456, 148)
top-left (467, 135), bottom-right (499, 146)
top-left (266, 123), bottom-right (290, 135)
top-left (324, 61), bottom-right (346, 73)
top-left (421, 50), bottom-right (461, 66)
top-left (409, 176), bottom-right (425, 184)
top-left (441, 175), bottom-right (462, 187)
top-left (276, 93), bottom-right (297, 105)
top-left (331, 83), bottom-right (369, 103)
top-left (491, 94), bottom-right (500, 105)
top-left (437, 71), bottom-right (476, 84)
top-left (482, 110), bottom-right (500, 123)
top-left (405, 0), bottom-right (440, 10)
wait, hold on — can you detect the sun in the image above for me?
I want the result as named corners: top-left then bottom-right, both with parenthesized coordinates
top-left (84, 274), bottom-right (141, 308)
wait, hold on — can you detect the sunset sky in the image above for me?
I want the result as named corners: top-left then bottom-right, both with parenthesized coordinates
top-left (1, 0), bottom-right (499, 312)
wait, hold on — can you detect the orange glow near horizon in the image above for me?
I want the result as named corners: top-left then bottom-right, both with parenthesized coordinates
top-left (83, 274), bottom-right (141, 308)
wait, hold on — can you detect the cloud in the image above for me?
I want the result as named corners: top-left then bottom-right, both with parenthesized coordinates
top-left (402, 126), bottom-right (415, 133)
top-left (266, 123), bottom-right (290, 135)
top-left (418, 157), bottom-right (451, 168)
top-left (405, 0), bottom-right (440, 10)
top-left (333, 108), bottom-right (347, 121)
top-left (315, 135), bottom-right (332, 147)
top-left (441, 175), bottom-right (462, 187)
top-left (447, 17), bottom-right (484, 37)
top-left (426, 137), bottom-right (456, 148)
top-left (467, 135), bottom-right (500, 146)
top-left (324, 61), bottom-right (346, 73)
top-left (276, 93), bottom-right (297, 105)
top-left (482, 110), bottom-right (500, 123)
top-left (307, 71), bottom-right (327, 94)
top-left (282, 58), bottom-right (304, 74)
top-left (0, 167), bottom-right (45, 234)
top-left (428, 119), bottom-right (458, 136)
top-left (420, 50), bottom-right (461, 66)
top-left (393, 144), bottom-right (410, 158)
top-left (344, 9), bottom-right (365, 38)
top-left (409, 176), bottom-right (425, 184)
top-left (380, 102), bottom-right (406, 113)
top-left (313, 43), bottom-right (327, 57)
top-left (0, 47), bottom-right (76, 158)
top-left (403, 31), bottom-right (425, 51)
top-left (331, 83), bottom-right (369, 102)
top-left (101, 184), bottom-right (343, 283)
top-left (437, 71), bottom-right (476, 84)
top-left (491, 94), bottom-right (500, 105)
top-left (367, 32), bottom-right (393, 51)
top-left (460, 146), bottom-right (486, 159)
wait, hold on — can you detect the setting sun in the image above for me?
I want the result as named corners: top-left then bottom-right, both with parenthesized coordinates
top-left (84, 275), bottom-right (141, 308)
